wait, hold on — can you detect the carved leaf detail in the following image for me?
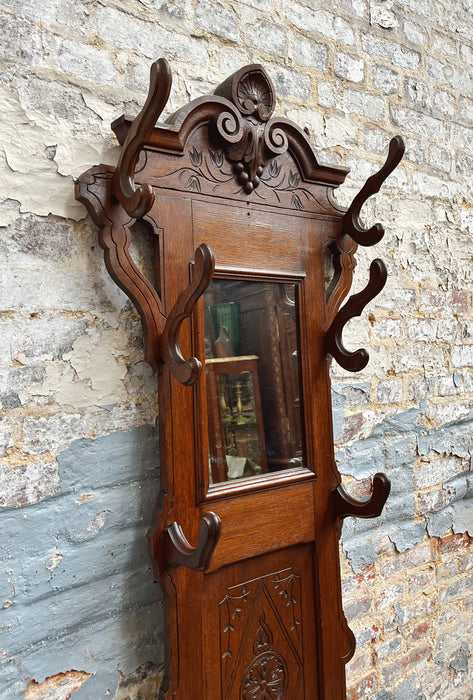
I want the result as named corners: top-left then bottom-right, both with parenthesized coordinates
top-left (291, 193), bottom-right (304, 210)
top-left (288, 171), bottom-right (300, 188)
top-left (254, 614), bottom-right (272, 654)
top-left (186, 174), bottom-right (201, 192)
top-left (210, 149), bottom-right (224, 167)
top-left (269, 160), bottom-right (281, 178)
top-left (189, 146), bottom-right (202, 166)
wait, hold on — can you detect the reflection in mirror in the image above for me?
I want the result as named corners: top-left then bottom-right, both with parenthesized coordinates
top-left (204, 279), bottom-right (304, 485)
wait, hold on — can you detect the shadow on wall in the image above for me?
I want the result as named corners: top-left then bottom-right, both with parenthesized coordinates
top-left (0, 423), bottom-right (163, 699)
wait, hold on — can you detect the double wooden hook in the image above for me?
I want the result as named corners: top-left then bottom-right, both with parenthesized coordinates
top-left (325, 136), bottom-right (404, 372)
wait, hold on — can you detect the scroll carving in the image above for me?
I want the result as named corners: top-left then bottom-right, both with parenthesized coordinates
top-left (76, 167), bottom-right (213, 381)
top-left (75, 165), bottom-right (165, 369)
top-left (163, 512), bottom-right (222, 571)
top-left (212, 64), bottom-right (289, 193)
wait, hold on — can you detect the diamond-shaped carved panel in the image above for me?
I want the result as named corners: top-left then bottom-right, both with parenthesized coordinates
top-left (219, 568), bottom-right (303, 699)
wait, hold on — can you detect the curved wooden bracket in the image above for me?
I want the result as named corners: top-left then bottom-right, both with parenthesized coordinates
top-left (160, 243), bottom-right (215, 386)
top-left (325, 258), bottom-right (387, 372)
top-left (164, 512), bottom-right (222, 571)
top-left (333, 473), bottom-right (391, 520)
top-left (112, 57), bottom-right (172, 219)
top-left (342, 135), bottom-right (405, 246)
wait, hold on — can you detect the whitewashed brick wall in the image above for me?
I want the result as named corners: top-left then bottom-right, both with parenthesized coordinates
top-left (1, 1), bottom-right (473, 698)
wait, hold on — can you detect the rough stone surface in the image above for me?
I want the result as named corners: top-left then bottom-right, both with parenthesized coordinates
top-left (1, 0), bottom-right (473, 698)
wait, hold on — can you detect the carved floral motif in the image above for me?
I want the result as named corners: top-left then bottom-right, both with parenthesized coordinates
top-left (219, 568), bottom-right (302, 697)
top-left (149, 144), bottom-right (331, 212)
top-left (241, 614), bottom-right (287, 699)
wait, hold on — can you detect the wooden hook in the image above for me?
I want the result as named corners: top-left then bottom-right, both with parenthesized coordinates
top-left (325, 258), bottom-right (387, 372)
top-left (164, 512), bottom-right (222, 571)
top-left (333, 473), bottom-right (391, 520)
top-left (342, 135), bottom-right (405, 246)
top-left (160, 243), bottom-right (215, 386)
top-left (112, 58), bottom-right (172, 219)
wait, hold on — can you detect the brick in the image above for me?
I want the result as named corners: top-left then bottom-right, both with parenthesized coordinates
top-left (284, 3), bottom-right (355, 45)
top-left (246, 19), bottom-right (287, 56)
top-left (194, 0), bottom-right (239, 40)
top-left (420, 291), bottom-right (469, 316)
top-left (0, 460), bottom-right (60, 508)
top-left (432, 90), bottom-right (456, 119)
top-left (373, 318), bottom-right (402, 340)
top-left (346, 648), bottom-right (371, 676)
top-left (404, 77), bottom-right (429, 109)
top-left (334, 52), bottom-right (365, 83)
top-left (344, 88), bottom-right (385, 121)
top-left (407, 620), bottom-right (430, 642)
top-left (373, 66), bottom-right (400, 95)
top-left (57, 39), bottom-right (118, 85)
top-left (377, 379), bottom-right (402, 404)
top-left (417, 489), bottom-right (444, 516)
top-left (414, 455), bottom-right (466, 489)
top-left (272, 65), bottom-right (311, 102)
top-left (376, 635), bottom-right (402, 661)
top-left (439, 532), bottom-right (472, 553)
top-left (345, 595), bottom-right (373, 621)
top-left (290, 35), bottom-right (328, 70)
top-left (403, 19), bottom-right (428, 47)
top-left (382, 645), bottom-right (431, 686)
top-left (440, 572), bottom-right (473, 604)
top-left (370, 1), bottom-right (398, 29)
top-left (98, 6), bottom-right (209, 64)
top-left (362, 34), bottom-right (420, 70)
top-left (347, 673), bottom-right (378, 700)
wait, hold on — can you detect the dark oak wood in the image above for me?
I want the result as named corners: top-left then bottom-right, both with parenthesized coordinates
top-left (160, 243), bottom-right (215, 386)
top-left (163, 511), bottom-right (222, 571)
top-left (342, 135), bottom-right (405, 246)
top-left (325, 258), bottom-right (387, 372)
top-left (333, 473), bottom-right (391, 520)
top-left (75, 58), bottom-right (404, 699)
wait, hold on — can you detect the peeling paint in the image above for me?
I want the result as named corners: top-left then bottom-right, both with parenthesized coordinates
top-left (337, 402), bottom-right (473, 572)
top-left (25, 671), bottom-right (91, 700)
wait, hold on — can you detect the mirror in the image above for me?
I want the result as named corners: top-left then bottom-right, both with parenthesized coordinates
top-left (204, 279), bottom-right (304, 484)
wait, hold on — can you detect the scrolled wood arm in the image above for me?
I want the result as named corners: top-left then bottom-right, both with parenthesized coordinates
top-left (160, 243), bottom-right (215, 386)
top-left (333, 473), bottom-right (391, 520)
top-left (164, 512), bottom-right (222, 571)
top-left (112, 57), bottom-right (172, 219)
top-left (324, 258), bottom-right (387, 372)
top-left (342, 135), bottom-right (405, 246)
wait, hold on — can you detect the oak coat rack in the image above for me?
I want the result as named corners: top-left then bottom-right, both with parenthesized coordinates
top-left (76, 59), bottom-right (403, 699)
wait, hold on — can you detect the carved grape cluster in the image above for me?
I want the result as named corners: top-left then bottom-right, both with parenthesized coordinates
top-left (234, 162), bottom-right (264, 194)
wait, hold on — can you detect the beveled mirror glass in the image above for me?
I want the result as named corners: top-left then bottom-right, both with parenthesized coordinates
top-left (204, 278), bottom-right (304, 484)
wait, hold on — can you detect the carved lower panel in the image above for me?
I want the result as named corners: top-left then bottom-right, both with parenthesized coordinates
top-left (219, 568), bottom-right (303, 699)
